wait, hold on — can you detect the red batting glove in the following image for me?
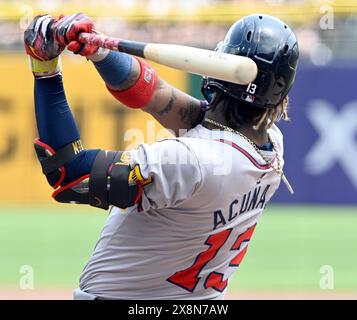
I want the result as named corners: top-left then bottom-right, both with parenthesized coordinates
top-left (52, 13), bottom-right (99, 57)
top-left (24, 14), bottom-right (65, 61)
top-left (67, 33), bottom-right (101, 56)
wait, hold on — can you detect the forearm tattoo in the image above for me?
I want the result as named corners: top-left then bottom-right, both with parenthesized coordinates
top-left (157, 88), bottom-right (177, 116)
top-left (178, 98), bottom-right (201, 128)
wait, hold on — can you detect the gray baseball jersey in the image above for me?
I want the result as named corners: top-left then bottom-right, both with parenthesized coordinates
top-left (78, 124), bottom-right (284, 300)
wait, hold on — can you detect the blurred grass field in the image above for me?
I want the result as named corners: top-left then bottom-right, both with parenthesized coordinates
top-left (0, 205), bottom-right (356, 299)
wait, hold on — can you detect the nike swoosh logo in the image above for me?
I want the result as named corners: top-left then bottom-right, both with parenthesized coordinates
top-left (94, 197), bottom-right (102, 207)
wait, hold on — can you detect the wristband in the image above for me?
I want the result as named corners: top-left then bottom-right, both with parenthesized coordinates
top-left (29, 56), bottom-right (62, 79)
top-left (87, 46), bottom-right (110, 62)
top-left (107, 57), bottom-right (158, 109)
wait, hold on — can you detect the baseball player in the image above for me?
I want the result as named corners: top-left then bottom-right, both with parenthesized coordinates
top-left (24, 13), bottom-right (299, 299)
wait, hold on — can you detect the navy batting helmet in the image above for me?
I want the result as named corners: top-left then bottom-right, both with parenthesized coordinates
top-left (202, 14), bottom-right (299, 109)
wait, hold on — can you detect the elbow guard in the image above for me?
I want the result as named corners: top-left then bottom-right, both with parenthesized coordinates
top-left (34, 139), bottom-right (148, 210)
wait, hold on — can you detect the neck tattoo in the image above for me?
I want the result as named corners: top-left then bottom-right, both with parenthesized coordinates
top-left (204, 118), bottom-right (294, 195)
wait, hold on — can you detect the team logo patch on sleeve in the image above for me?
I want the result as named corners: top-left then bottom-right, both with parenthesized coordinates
top-left (128, 165), bottom-right (153, 186)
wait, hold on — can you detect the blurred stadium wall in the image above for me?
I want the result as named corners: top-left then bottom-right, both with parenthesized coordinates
top-left (0, 54), bottom-right (185, 202)
top-left (0, 0), bottom-right (356, 204)
top-left (0, 0), bottom-right (356, 299)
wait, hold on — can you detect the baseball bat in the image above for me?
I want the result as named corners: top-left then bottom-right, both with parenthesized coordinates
top-left (78, 33), bottom-right (258, 85)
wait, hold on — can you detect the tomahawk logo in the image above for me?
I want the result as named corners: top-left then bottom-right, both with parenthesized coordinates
top-left (305, 100), bottom-right (357, 190)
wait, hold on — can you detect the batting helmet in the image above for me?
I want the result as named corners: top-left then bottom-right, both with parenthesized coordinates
top-left (202, 14), bottom-right (299, 109)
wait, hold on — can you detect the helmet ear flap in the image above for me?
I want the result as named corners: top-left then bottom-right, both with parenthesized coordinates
top-left (201, 77), bottom-right (215, 104)
top-left (201, 77), bottom-right (225, 111)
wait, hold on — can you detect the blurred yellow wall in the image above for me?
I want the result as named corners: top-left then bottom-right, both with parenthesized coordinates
top-left (2, 0), bottom-right (356, 24)
top-left (0, 53), bottom-right (186, 203)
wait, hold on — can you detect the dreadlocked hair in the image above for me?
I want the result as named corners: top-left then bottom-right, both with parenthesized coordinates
top-left (211, 92), bottom-right (290, 130)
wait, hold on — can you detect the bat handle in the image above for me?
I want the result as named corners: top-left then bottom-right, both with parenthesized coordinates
top-left (78, 32), bottom-right (147, 58)
top-left (78, 32), bottom-right (121, 51)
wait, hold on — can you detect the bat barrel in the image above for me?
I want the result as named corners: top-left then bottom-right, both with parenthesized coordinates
top-left (144, 44), bottom-right (257, 85)
top-left (78, 33), bottom-right (258, 85)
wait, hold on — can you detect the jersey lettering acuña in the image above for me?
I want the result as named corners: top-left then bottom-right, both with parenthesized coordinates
top-left (79, 124), bottom-right (284, 299)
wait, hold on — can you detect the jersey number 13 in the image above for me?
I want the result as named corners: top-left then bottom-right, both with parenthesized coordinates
top-left (167, 224), bottom-right (256, 293)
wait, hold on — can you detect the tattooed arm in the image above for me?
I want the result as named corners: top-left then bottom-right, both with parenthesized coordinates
top-left (143, 79), bottom-right (203, 136)
top-left (92, 52), bottom-right (203, 136)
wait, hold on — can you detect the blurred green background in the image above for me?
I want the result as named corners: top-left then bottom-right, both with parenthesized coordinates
top-left (1, 205), bottom-right (356, 298)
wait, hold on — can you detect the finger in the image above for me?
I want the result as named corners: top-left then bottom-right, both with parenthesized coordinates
top-left (80, 44), bottom-right (99, 57)
top-left (68, 41), bottom-right (98, 57)
top-left (67, 41), bottom-right (83, 54)
top-left (70, 19), bottom-right (94, 38)
top-left (55, 13), bottom-right (83, 43)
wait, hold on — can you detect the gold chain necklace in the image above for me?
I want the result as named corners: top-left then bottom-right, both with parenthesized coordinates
top-left (204, 118), bottom-right (294, 195)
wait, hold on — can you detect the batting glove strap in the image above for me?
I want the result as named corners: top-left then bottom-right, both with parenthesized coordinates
top-left (86, 42), bottom-right (110, 62)
top-left (29, 56), bottom-right (62, 79)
